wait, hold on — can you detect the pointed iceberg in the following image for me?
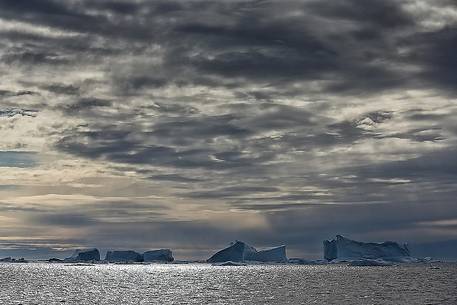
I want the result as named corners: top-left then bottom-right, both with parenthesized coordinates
top-left (207, 241), bottom-right (287, 263)
top-left (207, 241), bottom-right (250, 263)
top-left (245, 245), bottom-right (287, 262)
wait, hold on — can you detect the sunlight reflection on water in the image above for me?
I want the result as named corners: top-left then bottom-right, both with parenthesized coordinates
top-left (0, 263), bottom-right (456, 304)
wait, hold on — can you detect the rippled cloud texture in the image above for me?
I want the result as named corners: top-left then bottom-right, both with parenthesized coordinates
top-left (1, 0), bottom-right (457, 259)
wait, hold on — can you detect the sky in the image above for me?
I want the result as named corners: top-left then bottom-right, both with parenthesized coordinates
top-left (1, 0), bottom-right (457, 260)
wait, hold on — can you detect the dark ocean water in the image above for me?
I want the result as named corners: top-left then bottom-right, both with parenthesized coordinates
top-left (0, 263), bottom-right (456, 304)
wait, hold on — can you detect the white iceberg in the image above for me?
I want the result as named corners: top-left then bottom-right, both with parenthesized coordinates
top-left (65, 248), bottom-right (100, 262)
top-left (207, 241), bottom-right (287, 263)
top-left (245, 245), bottom-right (287, 262)
top-left (105, 250), bottom-right (142, 262)
top-left (324, 235), bottom-right (411, 261)
top-left (143, 249), bottom-right (174, 262)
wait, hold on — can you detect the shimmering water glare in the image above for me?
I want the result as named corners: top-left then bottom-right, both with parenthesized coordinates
top-left (1, 263), bottom-right (456, 305)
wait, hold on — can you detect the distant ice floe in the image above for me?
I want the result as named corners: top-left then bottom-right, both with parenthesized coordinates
top-left (348, 259), bottom-right (393, 266)
top-left (212, 261), bottom-right (247, 266)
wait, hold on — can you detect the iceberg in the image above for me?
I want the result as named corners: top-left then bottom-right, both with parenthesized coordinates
top-left (65, 248), bottom-right (100, 262)
top-left (0, 257), bottom-right (28, 263)
top-left (143, 249), bottom-right (174, 262)
top-left (207, 241), bottom-right (287, 263)
top-left (0, 257), bottom-right (12, 262)
top-left (207, 241), bottom-right (253, 263)
top-left (245, 245), bottom-right (287, 262)
top-left (324, 235), bottom-right (410, 261)
top-left (105, 250), bottom-right (142, 262)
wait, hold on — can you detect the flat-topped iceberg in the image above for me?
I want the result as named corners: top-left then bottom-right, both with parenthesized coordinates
top-left (324, 235), bottom-right (410, 261)
top-left (104, 249), bottom-right (174, 262)
top-left (143, 249), bottom-right (174, 262)
top-left (65, 248), bottom-right (100, 262)
top-left (207, 241), bottom-right (287, 263)
top-left (105, 250), bottom-right (142, 262)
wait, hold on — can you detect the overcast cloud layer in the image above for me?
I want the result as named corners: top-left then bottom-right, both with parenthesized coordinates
top-left (1, 0), bottom-right (457, 260)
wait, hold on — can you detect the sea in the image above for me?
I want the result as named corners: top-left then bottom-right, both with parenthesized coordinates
top-left (0, 263), bottom-right (456, 304)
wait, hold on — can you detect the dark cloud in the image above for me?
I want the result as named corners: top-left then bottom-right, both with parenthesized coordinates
top-left (86, 1), bottom-right (141, 15)
top-left (307, 0), bottom-right (414, 28)
top-left (0, 0), bottom-right (74, 16)
top-left (0, 0), bottom-right (451, 94)
top-left (59, 98), bottom-right (112, 114)
top-left (148, 174), bottom-right (204, 183)
top-left (0, 0), bottom-right (411, 93)
top-left (150, 115), bottom-right (250, 141)
top-left (0, 0), bottom-right (107, 35)
top-left (1, 50), bottom-right (69, 65)
top-left (186, 186), bottom-right (280, 199)
top-left (350, 148), bottom-right (457, 179)
top-left (145, 103), bottom-right (199, 115)
top-left (0, 90), bottom-right (38, 98)
top-left (42, 84), bottom-right (80, 95)
top-left (117, 76), bottom-right (168, 92)
top-left (377, 127), bottom-right (446, 143)
top-left (404, 26), bottom-right (457, 94)
top-left (53, 101), bottom-right (331, 173)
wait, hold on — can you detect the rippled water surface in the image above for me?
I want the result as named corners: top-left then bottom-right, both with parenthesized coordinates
top-left (0, 263), bottom-right (456, 304)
